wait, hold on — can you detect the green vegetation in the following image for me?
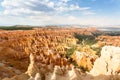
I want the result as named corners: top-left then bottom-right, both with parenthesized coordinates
top-left (0, 26), bottom-right (33, 30)
top-left (74, 33), bottom-right (97, 46)
top-left (105, 31), bottom-right (120, 36)
top-left (92, 47), bottom-right (102, 57)
top-left (74, 33), bottom-right (102, 57)
top-left (66, 44), bottom-right (76, 58)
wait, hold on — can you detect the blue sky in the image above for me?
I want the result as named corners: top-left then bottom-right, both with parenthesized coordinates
top-left (0, 0), bottom-right (120, 26)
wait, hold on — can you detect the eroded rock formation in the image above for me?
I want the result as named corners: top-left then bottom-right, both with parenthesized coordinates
top-left (86, 46), bottom-right (120, 80)
top-left (90, 46), bottom-right (120, 75)
top-left (3, 46), bottom-right (120, 80)
top-left (1, 28), bottom-right (120, 80)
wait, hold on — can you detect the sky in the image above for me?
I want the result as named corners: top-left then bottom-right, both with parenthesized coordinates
top-left (0, 0), bottom-right (120, 26)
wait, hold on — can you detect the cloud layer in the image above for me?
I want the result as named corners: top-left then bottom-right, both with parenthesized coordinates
top-left (1, 0), bottom-right (92, 16)
top-left (0, 0), bottom-right (119, 26)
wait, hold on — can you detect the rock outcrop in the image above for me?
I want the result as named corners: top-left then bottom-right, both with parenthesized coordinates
top-left (26, 54), bottom-right (40, 77)
top-left (90, 46), bottom-right (120, 75)
top-left (71, 50), bottom-right (97, 71)
top-left (3, 46), bottom-right (120, 80)
top-left (89, 46), bottom-right (120, 80)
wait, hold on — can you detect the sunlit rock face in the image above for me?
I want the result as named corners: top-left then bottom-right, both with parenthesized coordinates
top-left (46, 66), bottom-right (82, 80)
top-left (71, 50), bottom-right (97, 71)
top-left (26, 54), bottom-right (40, 77)
top-left (26, 53), bottom-right (82, 80)
top-left (89, 46), bottom-right (120, 80)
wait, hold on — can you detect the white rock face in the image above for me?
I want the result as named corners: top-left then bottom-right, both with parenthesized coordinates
top-left (89, 46), bottom-right (120, 80)
top-left (46, 66), bottom-right (82, 80)
top-left (25, 54), bottom-right (39, 77)
top-left (28, 73), bottom-right (41, 80)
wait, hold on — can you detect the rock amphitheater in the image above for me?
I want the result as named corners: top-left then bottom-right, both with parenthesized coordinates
top-left (0, 28), bottom-right (120, 80)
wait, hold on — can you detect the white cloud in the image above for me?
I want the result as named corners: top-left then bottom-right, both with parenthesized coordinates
top-left (47, 2), bottom-right (54, 8)
top-left (0, 13), bottom-right (119, 26)
top-left (52, 16), bottom-right (120, 26)
top-left (0, 0), bottom-right (102, 26)
top-left (61, 0), bottom-right (70, 3)
top-left (1, 0), bottom-right (94, 15)
top-left (1, 0), bottom-right (54, 15)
